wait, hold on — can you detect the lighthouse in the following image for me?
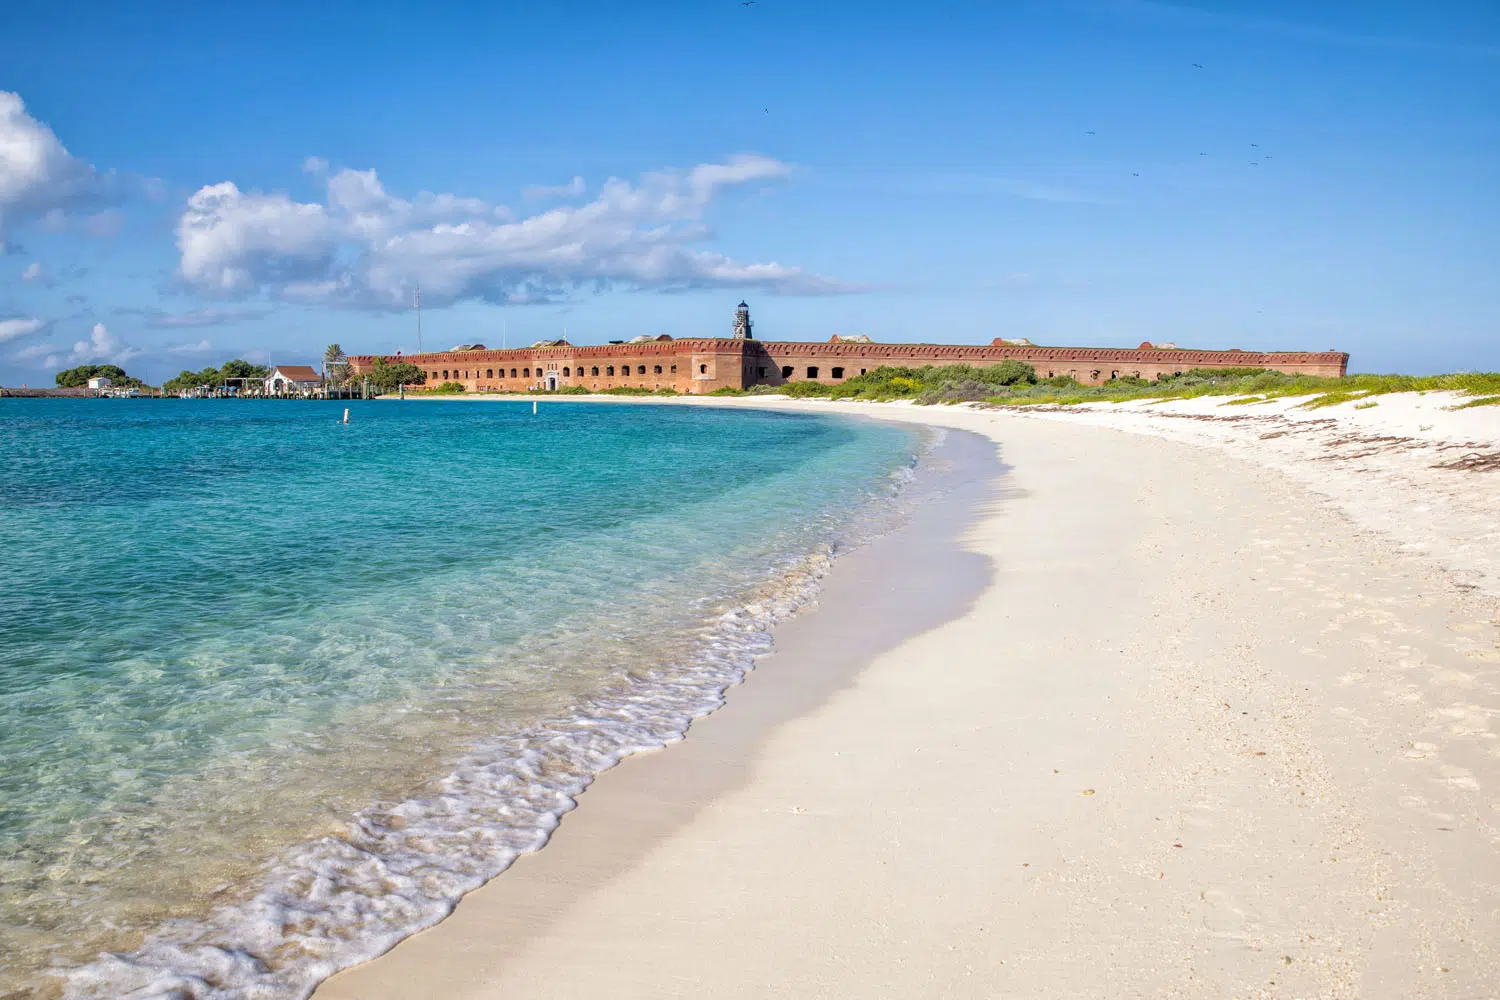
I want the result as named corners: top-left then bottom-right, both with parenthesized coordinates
top-left (732, 300), bottom-right (754, 340)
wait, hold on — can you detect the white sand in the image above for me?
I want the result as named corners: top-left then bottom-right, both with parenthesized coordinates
top-left (316, 395), bottom-right (1500, 999)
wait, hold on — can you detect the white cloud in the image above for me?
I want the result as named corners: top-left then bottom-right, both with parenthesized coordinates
top-left (302, 156), bottom-right (329, 175)
top-left (176, 154), bottom-right (852, 308)
top-left (167, 338), bottom-right (213, 353)
top-left (36, 322), bottom-right (140, 369)
top-left (0, 91), bottom-right (115, 244)
top-left (20, 261), bottom-right (44, 282)
top-left (522, 175), bottom-right (586, 201)
top-left (116, 305), bottom-right (271, 329)
top-left (0, 316), bottom-right (45, 342)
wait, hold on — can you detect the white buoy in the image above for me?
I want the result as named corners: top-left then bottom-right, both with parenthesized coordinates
top-left (533, 400), bottom-right (538, 415)
top-left (342, 408), bottom-right (350, 424)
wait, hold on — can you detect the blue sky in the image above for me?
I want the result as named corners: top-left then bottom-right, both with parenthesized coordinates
top-left (1, 0), bottom-right (1496, 383)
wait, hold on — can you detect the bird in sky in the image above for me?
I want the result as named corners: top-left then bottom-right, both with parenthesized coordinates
top-left (741, 1), bottom-right (757, 5)
top-left (1250, 143), bottom-right (1259, 148)
top-left (1085, 130), bottom-right (1096, 135)
top-left (1250, 161), bottom-right (1260, 166)
top-left (763, 108), bottom-right (769, 113)
top-left (1192, 63), bottom-right (1203, 68)
top-left (1199, 152), bottom-right (1207, 155)
top-left (1132, 172), bottom-right (1140, 177)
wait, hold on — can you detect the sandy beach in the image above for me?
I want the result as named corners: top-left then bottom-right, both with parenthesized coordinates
top-left (315, 395), bottom-right (1500, 999)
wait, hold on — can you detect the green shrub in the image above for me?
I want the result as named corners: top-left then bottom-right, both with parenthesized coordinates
top-left (707, 387), bottom-right (746, 396)
top-left (600, 385), bottom-right (655, 396)
top-left (654, 387), bottom-right (680, 396)
top-left (784, 380), bottom-right (835, 398)
top-left (430, 381), bottom-right (466, 394)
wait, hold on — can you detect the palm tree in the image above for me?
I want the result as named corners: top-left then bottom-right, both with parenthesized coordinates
top-left (324, 343), bottom-right (350, 386)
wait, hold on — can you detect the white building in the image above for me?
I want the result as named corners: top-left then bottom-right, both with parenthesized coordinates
top-left (264, 365), bottom-right (325, 396)
top-left (87, 376), bottom-right (113, 390)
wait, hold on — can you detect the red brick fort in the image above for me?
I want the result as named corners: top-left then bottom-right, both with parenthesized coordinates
top-left (348, 301), bottom-right (1349, 394)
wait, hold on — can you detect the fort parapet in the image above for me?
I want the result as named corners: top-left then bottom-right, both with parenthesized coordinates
top-left (348, 304), bottom-right (1349, 394)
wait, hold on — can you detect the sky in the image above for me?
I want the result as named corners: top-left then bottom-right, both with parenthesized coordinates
top-left (0, 0), bottom-right (1496, 384)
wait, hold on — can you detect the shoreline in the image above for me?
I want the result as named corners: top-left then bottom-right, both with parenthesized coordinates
top-left (316, 395), bottom-right (1500, 998)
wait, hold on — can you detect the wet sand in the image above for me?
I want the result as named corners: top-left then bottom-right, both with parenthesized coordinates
top-left (317, 400), bottom-right (1500, 999)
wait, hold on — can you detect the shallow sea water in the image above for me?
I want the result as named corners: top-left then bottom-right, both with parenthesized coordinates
top-left (0, 398), bottom-right (921, 999)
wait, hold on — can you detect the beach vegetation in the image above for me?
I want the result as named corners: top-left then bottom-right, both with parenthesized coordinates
top-left (708, 387), bottom-right (747, 396)
top-left (162, 360), bottom-right (270, 394)
top-left (363, 358), bottom-right (426, 393)
top-left (971, 368), bottom-right (1500, 408)
top-left (654, 387), bottom-right (680, 395)
top-left (56, 364), bottom-right (145, 389)
top-left (1453, 395), bottom-right (1500, 409)
top-left (599, 385), bottom-right (655, 395)
top-left (430, 381), bottom-right (466, 394)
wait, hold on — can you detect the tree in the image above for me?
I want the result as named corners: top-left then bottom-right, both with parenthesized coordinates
top-left (324, 344), bottom-right (350, 386)
top-left (160, 359), bottom-right (269, 394)
top-left (363, 357), bottom-right (426, 393)
top-left (56, 364), bottom-right (137, 388)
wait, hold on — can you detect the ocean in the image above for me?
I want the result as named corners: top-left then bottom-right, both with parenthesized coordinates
top-left (0, 397), bottom-right (921, 999)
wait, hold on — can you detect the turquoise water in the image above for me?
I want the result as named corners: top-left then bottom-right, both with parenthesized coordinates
top-left (0, 398), bottom-right (918, 998)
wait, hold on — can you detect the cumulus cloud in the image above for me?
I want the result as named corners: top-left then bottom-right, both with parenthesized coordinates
top-left (0, 91), bottom-right (117, 246)
top-left (175, 154), bottom-right (852, 308)
top-left (167, 338), bottom-right (213, 353)
top-left (33, 322), bottom-right (139, 369)
top-left (20, 261), bottom-right (46, 283)
top-left (0, 316), bottom-right (46, 343)
top-left (522, 175), bottom-right (586, 201)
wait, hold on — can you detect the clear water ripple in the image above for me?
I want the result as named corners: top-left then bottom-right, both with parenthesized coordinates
top-left (0, 398), bottom-right (918, 999)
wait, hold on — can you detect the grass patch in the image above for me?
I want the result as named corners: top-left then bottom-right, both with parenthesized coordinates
top-left (1453, 395), bottom-right (1500, 409)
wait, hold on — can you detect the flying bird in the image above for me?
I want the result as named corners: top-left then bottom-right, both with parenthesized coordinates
top-left (1085, 130), bottom-right (1096, 135)
top-left (763, 108), bottom-right (769, 113)
top-left (1250, 143), bottom-right (1259, 147)
top-left (741, 1), bottom-right (757, 5)
top-left (1192, 63), bottom-right (1203, 68)
top-left (1132, 172), bottom-right (1140, 177)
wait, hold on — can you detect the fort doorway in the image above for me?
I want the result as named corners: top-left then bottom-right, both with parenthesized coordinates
top-left (546, 373), bottom-right (558, 390)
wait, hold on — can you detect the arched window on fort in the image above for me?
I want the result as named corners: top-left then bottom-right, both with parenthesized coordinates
top-left (782, 366), bottom-right (793, 378)
top-left (442, 370), bottom-right (449, 379)
top-left (486, 369), bottom-right (493, 379)
top-left (653, 365), bottom-right (662, 374)
top-left (1091, 370), bottom-right (1101, 380)
top-left (831, 367), bottom-right (844, 379)
top-left (1110, 370), bottom-right (1119, 379)
top-left (563, 367), bottom-right (570, 377)
top-left (670, 364), bottom-right (677, 373)
top-left (592, 366), bottom-right (599, 376)
top-left (510, 369), bottom-right (517, 378)
top-left (607, 366), bottom-right (615, 376)
top-left (637, 365), bottom-right (646, 375)
top-left (807, 366), bottom-right (819, 379)
top-left (524, 368), bottom-right (531, 377)
top-left (860, 369), bottom-right (867, 375)
top-left (699, 364), bottom-right (707, 374)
